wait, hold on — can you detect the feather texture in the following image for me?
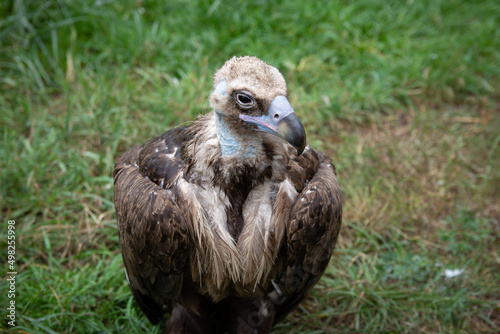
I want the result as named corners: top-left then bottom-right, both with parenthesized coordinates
top-left (113, 56), bottom-right (342, 333)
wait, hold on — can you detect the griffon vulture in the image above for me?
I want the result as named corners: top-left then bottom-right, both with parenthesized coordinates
top-left (113, 56), bottom-right (342, 333)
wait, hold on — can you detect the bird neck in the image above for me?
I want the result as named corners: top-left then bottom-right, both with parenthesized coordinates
top-left (215, 111), bottom-right (256, 157)
top-left (215, 111), bottom-right (240, 156)
top-left (182, 112), bottom-right (289, 188)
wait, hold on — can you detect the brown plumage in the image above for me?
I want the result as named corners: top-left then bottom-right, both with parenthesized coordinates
top-left (113, 56), bottom-right (342, 333)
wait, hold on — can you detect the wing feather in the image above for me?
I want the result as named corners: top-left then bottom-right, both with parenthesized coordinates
top-left (272, 147), bottom-right (343, 323)
top-left (113, 129), bottom-right (190, 324)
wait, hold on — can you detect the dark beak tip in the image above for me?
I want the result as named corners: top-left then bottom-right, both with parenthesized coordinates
top-left (279, 113), bottom-right (306, 155)
top-left (296, 140), bottom-right (306, 155)
top-left (293, 132), bottom-right (306, 155)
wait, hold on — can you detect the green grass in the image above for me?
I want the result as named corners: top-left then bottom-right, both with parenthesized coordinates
top-left (1, 0), bottom-right (499, 332)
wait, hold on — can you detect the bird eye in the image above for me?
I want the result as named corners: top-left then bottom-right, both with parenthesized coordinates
top-left (235, 91), bottom-right (255, 108)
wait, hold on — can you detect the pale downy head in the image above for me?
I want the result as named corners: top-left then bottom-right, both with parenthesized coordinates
top-left (209, 56), bottom-right (306, 155)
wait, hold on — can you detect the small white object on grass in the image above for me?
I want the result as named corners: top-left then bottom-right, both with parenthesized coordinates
top-left (444, 268), bottom-right (465, 278)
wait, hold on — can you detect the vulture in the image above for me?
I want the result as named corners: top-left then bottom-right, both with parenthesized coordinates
top-left (113, 56), bottom-right (342, 334)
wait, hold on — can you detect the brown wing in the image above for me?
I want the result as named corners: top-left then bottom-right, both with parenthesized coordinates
top-left (272, 147), bottom-right (343, 323)
top-left (113, 127), bottom-right (190, 324)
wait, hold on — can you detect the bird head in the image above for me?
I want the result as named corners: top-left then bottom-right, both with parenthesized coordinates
top-left (209, 56), bottom-right (306, 156)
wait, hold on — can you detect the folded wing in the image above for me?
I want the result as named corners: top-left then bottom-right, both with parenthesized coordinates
top-left (272, 148), bottom-right (343, 323)
top-left (113, 128), bottom-right (189, 324)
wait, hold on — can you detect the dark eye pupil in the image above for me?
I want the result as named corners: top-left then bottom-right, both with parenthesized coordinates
top-left (237, 94), bottom-right (252, 105)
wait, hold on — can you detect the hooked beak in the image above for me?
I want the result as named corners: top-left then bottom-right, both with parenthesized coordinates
top-left (239, 95), bottom-right (307, 155)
